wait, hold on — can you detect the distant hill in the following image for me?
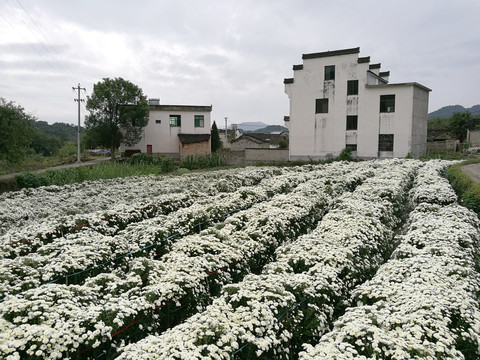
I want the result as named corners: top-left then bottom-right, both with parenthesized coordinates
top-left (234, 122), bottom-right (268, 132)
top-left (33, 121), bottom-right (84, 142)
top-left (428, 105), bottom-right (480, 119)
top-left (250, 125), bottom-right (288, 134)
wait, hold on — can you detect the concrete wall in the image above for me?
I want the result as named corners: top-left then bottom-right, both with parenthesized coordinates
top-left (468, 130), bottom-right (480, 146)
top-left (220, 149), bottom-right (289, 166)
top-left (245, 148), bottom-right (289, 164)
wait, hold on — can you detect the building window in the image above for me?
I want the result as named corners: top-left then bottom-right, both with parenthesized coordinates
top-left (315, 98), bottom-right (328, 113)
top-left (378, 134), bottom-right (394, 151)
top-left (346, 144), bottom-right (357, 151)
top-left (324, 65), bottom-right (335, 81)
top-left (380, 95), bottom-right (395, 113)
top-left (169, 115), bottom-right (181, 127)
top-left (346, 115), bottom-right (358, 130)
top-left (194, 115), bottom-right (204, 127)
top-left (347, 80), bottom-right (359, 95)
top-left (155, 119), bottom-right (161, 124)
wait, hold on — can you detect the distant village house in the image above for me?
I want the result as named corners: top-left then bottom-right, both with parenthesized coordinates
top-left (121, 99), bottom-right (212, 159)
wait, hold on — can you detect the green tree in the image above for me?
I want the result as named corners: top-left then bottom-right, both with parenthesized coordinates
top-left (85, 77), bottom-right (149, 159)
top-left (0, 98), bottom-right (35, 164)
top-left (211, 121), bottom-right (222, 152)
top-left (449, 111), bottom-right (474, 143)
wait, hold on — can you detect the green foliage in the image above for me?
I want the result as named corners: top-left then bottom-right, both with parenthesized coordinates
top-left (30, 128), bottom-right (64, 156)
top-left (129, 153), bottom-right (175, 173)
top-left (449, 112), bottom-right (474, 143)
top-left (32, 120), bottom-right (80, 143)
top-left (0, 98), bottom-right (35, 164)
top-left (210, 121), bottom-right (222, 152)
top-left (278, 139), bottom-right (288, 149)
top-left (462, 186), bottom-right (480, 214)
top-left (445, 161), bottom-right (480, 216)
top-left (336, 147), bottom-right (353, 161)
top-left (179, 153), bottom-right (226, 170)
top-left (428, 117), bottom-right (450, 130)
top-left (58, 142), bottom-right (78, 162)
top-left (15, 172), bottom-right (48, 188)
top-left (83, 123), bottom-right (120, 150)
top-left (85, 77), bottom-right (149, 158)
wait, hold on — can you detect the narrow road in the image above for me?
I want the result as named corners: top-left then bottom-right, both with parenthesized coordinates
top-left (461, 163), bottom-right (480, 183)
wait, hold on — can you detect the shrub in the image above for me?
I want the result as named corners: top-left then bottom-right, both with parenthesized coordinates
top-left (15, 172), bottom-right (48, 188)
top-left (129, 153), bottom-right (155, 165)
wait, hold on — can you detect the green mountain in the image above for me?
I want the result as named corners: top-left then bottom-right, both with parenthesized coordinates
top-left (428, 105), bottom-right (480, 119)
top-left (250, 125), bottom-right (288, 134)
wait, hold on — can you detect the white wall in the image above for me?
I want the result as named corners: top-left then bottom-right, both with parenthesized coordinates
top-left (121, 106), bottom-right (211, 156)
top-left (285, 50), bottom-right (430, 160)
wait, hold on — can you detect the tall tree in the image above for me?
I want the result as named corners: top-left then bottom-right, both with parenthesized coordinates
top-left (449, 111), bottom-right (474, 143)
top-left (85, 77), bottom-right (149, 159)
top-left (0, 98), bottom-right (35, 164)
top-left (211, 121), bottom-right (222, 152)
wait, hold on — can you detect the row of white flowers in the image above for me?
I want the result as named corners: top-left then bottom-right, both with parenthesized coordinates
top-left (0, 165), bottom-right (331, 298)
top-left (0, 167), bottom-right (287, 252)
top-left (0, 161), bottom-right (371, 359)
top-left (300, 160), bottom-right (480, 359)
top-left (116, 159), bottom-right (421, 359)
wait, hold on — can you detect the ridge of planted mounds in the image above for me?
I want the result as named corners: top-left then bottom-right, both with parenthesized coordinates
top-left (0, 163), bottom-right (368, 360)
top-left (300, 160), bottom-right (480, 360)
top-left (0, 167), bottom-right (282, 257)
top-left (116, 159), bottom-right (420, 359)
top-left (0, 167), bottom-right (310, 299)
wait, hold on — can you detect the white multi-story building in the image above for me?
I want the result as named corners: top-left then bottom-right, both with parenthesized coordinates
top-left (121, 99), bottom-right (212, 159)
top-left (284, 47), bottom-right (431, 160)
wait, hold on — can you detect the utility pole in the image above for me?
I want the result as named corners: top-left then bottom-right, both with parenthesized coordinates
top-left (73, 84), bottom-right (86, 163)
top-left (224, 117), bottom-right (228, 146)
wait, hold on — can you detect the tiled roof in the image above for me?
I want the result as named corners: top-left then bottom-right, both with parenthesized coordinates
top-left (178, 134), bottom-right (211, 144)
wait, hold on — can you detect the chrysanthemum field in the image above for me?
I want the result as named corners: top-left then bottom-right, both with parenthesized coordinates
top-left (0, 159), bottom-right (479, 360)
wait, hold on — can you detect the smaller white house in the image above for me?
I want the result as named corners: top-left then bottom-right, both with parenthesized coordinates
top-left (121, 99), bottom-right (212, 159)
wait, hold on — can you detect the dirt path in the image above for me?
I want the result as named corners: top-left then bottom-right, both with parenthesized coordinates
top-left (461, 163), bottom-right (480, 183)
top-left (0, 158), bottom-right (112, 181)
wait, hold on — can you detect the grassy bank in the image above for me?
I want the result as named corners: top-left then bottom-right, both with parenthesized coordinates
top-left (445, 159), bottom-right (480, 216)
top-left (0, 153), bottom-right (228, 193)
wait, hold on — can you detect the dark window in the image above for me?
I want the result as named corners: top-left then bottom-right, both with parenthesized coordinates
top-left (194, 115), bottom-right (204, 127)
top-left (315, 98), bottom-right (329, 113)
top-left (378, 134), bottom-right (394, 151)
top-left (169, 115), bottom-right (181, 127)
top-left (155, 119), bottom-right (161, 124)
top-left (347, 80), bottom-right (359, 95)
top-left (380, 95), bottom-right (395, 113)
top-left (325, 65), bottom-right (335, 81)
top-left (346, 144), bottom-right (357, 151)
top-left (346, 115), bottom-right (358, 130)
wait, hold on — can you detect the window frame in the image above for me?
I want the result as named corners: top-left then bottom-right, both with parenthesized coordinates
top-left (315, 98), bottom-right (329, 114)
top-left (324, 65), bottom-right (335, 81)
top-left (346, 115), bottom-right (358, 130)
top-left (347, 80), bottom-right (359, 95)
top-left (346, 144), bottom-right (357, 152)
top-left (194, 115), bottom-right (205, 128)
top-left (380, 95), bottom-right (396, 113)
top-left (378, 134), bottom-right (394, 151)
top-left (169, 115), bottom-right (181, 127)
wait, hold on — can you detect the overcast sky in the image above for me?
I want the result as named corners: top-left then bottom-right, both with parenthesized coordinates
top-left (1, 0), bottom-right (479, 127)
